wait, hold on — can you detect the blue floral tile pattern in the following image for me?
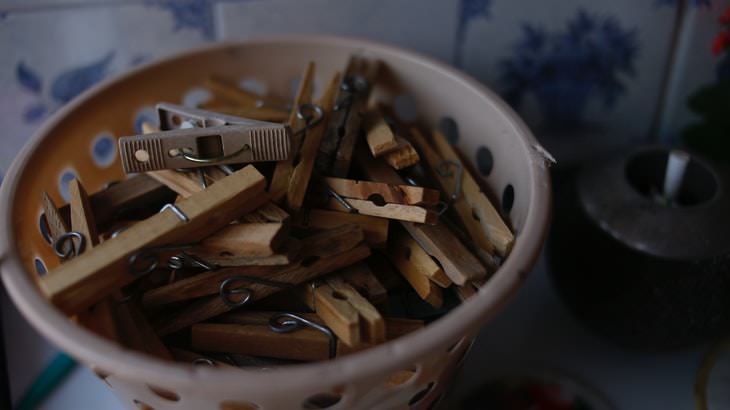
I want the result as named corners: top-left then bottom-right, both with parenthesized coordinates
top-left (146, 0), bottom-right (216, 40)
top-left (16, 52), bottom-right (115, 124)
top-left (499, 10), bottom-right (638, 129)
top-left (455, 0), bottom-right (491, 66)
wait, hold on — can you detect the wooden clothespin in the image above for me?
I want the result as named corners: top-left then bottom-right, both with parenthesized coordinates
top-left (363, 107), bottom-right (399, 157)
top-left (353, 144), bottom-right (487, 285)
top-left (386, 226), bottom-right (445, 308)
top-left (292, 209), bottom-right (388, 248)
top-left (67, 179), bottom-right (121, 343)
top-left (188, 221), bottom-right (288, 259)
top-left (317, 57), bottom-right (381, 177)
top-left (427, 128), bottom-right (514, 257)
top-left (382, 136), bottom-right (419, 170)
top-left (147, 225), bottom-right (370, 335)
top-left (242, 202), bottom-right (290, 224)
top-left (188, 237), bottom-right (300, 267)
top-left (41, 192), bottom-right (71, 258)
top-left (322, 177), bottom-right (439, 206)
top-left (300, 275), bottom-right (385, 347)
top-left (204, 75), bottom-right (290, 113)
top-left (286, 72), bottom-right (341, 210)
top-left (339, 262), bottom-right (388, 306)
top-left (114, 297), bottom-right (173, 360)
top-left (119, 123), bottom-right (290, 173)
top-left (196, 104), bottom-right (290, 123)
top-left (40, 165), bottom-right (269, 315)
top-left (192, 311), bottom-right (422, 361)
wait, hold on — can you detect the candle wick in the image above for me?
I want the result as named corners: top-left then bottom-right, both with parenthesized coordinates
top-left (663, 149), bottom-right (690, 204)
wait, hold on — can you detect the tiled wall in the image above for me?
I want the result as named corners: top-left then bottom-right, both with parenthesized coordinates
top-left (1, 0), bottom-right (728, 178)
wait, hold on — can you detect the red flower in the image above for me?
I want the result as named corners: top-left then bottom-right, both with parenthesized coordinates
top-left (713, 30), bottom-right (730, 55)
top-left (720, 7), bottom-right (730, 25)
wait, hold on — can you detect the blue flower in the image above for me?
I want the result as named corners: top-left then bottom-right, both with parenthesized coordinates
top-left (51, 51), bottom-right (115, 104)
top-left (655, 0), bottom-right (711, 7)
top-left (16, 62), bottom-right (42, 94)
top-left (146, 0), bottom-right (215, 40)
top-left (499, 10), bottom-right (638, 128)
top-left (454, 0), bottom-right (491, 67)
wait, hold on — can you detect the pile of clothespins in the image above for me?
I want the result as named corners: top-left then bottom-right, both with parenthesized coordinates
top-left (37, 57), bottom-right (514, 366)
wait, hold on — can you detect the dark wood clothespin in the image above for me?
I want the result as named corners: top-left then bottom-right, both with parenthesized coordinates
top-left (316, 57), bottom-right (381, 177)
top-left (292, 209), bottom-right (388, 248)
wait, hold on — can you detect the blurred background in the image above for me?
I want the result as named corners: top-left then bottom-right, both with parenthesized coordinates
top-left (1, 0), bottom-right (729, 409)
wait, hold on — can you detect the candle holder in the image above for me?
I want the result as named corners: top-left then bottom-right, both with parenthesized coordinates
top-left (549, 146), bottom-right (730, 350)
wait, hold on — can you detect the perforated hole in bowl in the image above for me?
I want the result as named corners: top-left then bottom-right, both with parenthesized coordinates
top-left (57, 168), bottom-right (78, 202)
top-left (147, 385), bottom-right (180, 402)
top-left (239, 78), bottom-right (267, 96)
top-left (134, 106), bottom-right (158, 134)
top-left (437, 117), bottom-right (459, 144)
top-left (408, 382), bottom-right (434, 406)
top-left (502, 184), bottom-right (515, 213)
top-left (302, 392), bottom-right (342, 409)
top-left (383, 367), bottom-right (417, 388)
top-left (476, 146), bottom-right (494, 177)
top-left (133, 399), bottom-right (154, 410)
top-left (220, 401), bottom-right (261, 410)
top-left (183, 86), bottom-right (212, 107)
top-left (34, 258), bottom-right (47, 276)
top-left (39, 214), bottom-right (52, 244)
top-left (90, 132), bottom-right (116, 168)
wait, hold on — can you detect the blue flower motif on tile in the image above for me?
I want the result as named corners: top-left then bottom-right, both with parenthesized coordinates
top-left (499, 10), bottom-right (638, 129)
top-left (52, 51), bottom-right (115, 104)
top-left (146, 0), bottom-right (215, 40)
top-left (454, 0), bottom-right (491, 67)
top-left (16, 52), bottom-right (115, 124)
top-left (655, 0), bottom-right (711, 7)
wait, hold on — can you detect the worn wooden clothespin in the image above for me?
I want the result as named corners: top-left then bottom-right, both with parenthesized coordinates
top-left (146, 225), bottom-right (370, 335)
top-left (192, 311), bottom-right (422, 361)
top-left (409, 127), bottom-right (512, 261)
top-left (300, 275), bottom-right (385, 347)
top-left (119, 123), bottom-right (291, 173)
top-left (363, 107), bottom-right (399, 157)
top-left (339, 262), bottom-right (388, 306)
top-left (382, 136), bottom-right (420, 170)
top-left (188, 236), bottom-right (300, 267)
top-left (321, 177), bottom-right (439, 224)
top-left (317, 56), bottom-right (381, 177)
top-left (66, 180), bottom-right (121, 343)
top-left (40, 165), bottom-right (269, 315)
top-left (353, 144), bottom-right (487, 285)
top-left (386, 226), bottom-right (446, 308)
top-left (292, 209), bottom-right (388, 248)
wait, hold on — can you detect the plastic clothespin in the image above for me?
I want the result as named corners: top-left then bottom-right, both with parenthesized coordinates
top-left (118, 123), bottom-right (291, 173)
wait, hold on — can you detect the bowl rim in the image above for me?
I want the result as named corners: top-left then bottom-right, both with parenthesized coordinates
top-left (0, 34), bottom-right (551, 393)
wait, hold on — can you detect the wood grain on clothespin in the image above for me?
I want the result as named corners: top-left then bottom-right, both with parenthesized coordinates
top-left (286, 72), bottom-right (341, 210)
top-left (40, 166), bottom-right (268, 315)
top-left (386, 228), bottom-right (444, 309)
top-left (364, 107), bottom-right (398, 157)
top-left (387, 226), bottom-right (452, 288)
top-left (189, 238), bottom-right (300, 267)
top-left (322, 177), bottom-right (439, 206)
top-left (68, 179), bottom-right (121, 343)
top-left (326, 196), bottom-right (437, 224)
top-left (270, 62), bottom-right (316, 202)
top-left (292, 209), bottom-right (388, 248)
top-left (354, 145), bottom-right (486, 285)
top-left (383, 136), bottom-right (419, 170)
top-left (189, 222), bottom-right (287, 258)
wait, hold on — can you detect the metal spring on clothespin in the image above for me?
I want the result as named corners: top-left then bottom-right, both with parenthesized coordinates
top-left (269, 312), bottom-right (337, 359)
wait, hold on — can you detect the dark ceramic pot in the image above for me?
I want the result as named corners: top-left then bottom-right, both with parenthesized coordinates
top-left (549, 146), bottom-right (730, 350)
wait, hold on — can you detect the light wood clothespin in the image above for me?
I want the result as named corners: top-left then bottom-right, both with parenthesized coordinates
top-left (40, 165), bottom-right (269, 315)
top-left (354, 144), bottom-right (487, 285)
top-left (386, 227), bottom-right (444, 308)
top-left (322, 177), bottom-right (439, 206)
top-left (204, 75), bottom-right (290, 110)
top-left (292, 209), bottom-right (388, 248)
top-left (409, 128), bottom-right (512, 260)
top-left (363, 107), bottom-right (399, 157)
top-left (188, 237), bottom-right (300, 267)
top-left (189, 222), bottom-right (288, 258)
